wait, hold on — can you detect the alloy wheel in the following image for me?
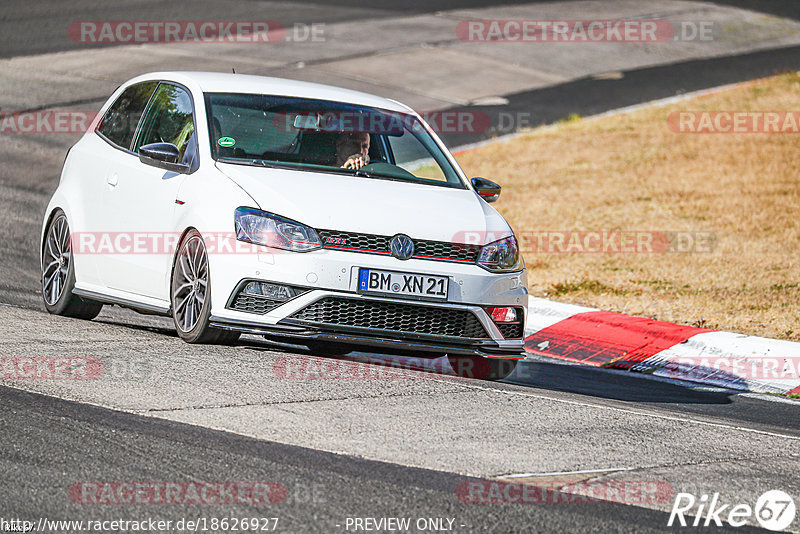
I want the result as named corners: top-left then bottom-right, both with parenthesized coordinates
top-left (42, 215), bottom-right (71, 306)
top-left (172, 235), bottom-right (209, 332)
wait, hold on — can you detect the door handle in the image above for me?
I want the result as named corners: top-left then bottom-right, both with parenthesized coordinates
top-left (107, 174), bottom-right (118, 187)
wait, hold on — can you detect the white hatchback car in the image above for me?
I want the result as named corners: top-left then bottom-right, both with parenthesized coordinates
top-left (41, 72), bottom-right (528, 380)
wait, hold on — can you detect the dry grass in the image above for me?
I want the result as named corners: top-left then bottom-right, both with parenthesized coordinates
top-left (455, 72), bottom-right (800, 340)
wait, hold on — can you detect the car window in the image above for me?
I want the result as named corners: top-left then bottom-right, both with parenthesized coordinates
top-left (97, 81), bottom-right (158, 150)
top-left (204, 93), bottom-right (465, 188)
top-left (210, 99), bottom-right (299, 156)
top-left (134, 83), bottom-right (196, 162)
top-left (384, 130), bottom-right (448, 182)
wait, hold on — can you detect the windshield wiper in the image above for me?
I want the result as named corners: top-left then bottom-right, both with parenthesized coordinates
top-left (354, 168), bottom-right (422, 183)
top-left (217, 157), bottom-right (297, 172)
top-left (353, 168), bottom-right (374, 179)
top-left (249, 159), bottom-right (295, 170)
top-left (218, 157), bottom-right (417, 183)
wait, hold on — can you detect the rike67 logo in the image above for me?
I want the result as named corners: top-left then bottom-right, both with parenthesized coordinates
top-left (668, 490), bottom-right (796, 531)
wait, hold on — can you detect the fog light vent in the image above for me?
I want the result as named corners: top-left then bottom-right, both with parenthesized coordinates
top-left (243, 281), bottom-right (303, 301)
top-left (487, 306), bottom-right (524, 339)
top-left (228, 280), bottom-right (309, 315)
top-left (489, 306), bottom-right (517, 323)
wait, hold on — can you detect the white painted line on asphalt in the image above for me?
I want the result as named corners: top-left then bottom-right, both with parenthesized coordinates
top-left (503, 467), bottom-right (634, 478)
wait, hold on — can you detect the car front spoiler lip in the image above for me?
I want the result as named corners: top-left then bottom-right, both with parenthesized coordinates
top-left (208, 315), bottom-right (524, 359)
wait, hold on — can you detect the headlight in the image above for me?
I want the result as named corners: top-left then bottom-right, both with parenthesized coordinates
top-left (234, 207), bottom-right (321, 252)
top-left (477, 235), bottom-right (521, 273)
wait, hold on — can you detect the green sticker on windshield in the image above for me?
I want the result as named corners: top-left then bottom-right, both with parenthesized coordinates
top-left (218, 137), bottom-right (235, 147)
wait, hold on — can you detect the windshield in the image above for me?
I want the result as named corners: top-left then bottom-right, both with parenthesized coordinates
top-left (204, 93), bottom-right (465, 188)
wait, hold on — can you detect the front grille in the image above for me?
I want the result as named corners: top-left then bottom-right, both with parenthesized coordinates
top-left (414, 240), bottom-right (481, 262)
top-left (317, 229), bottom-right (481, 264)
top-left (288, 297), bottom-right (490, 339)
top-left (318, 230), bottom-right (390, 255)
top-left (496, 322), bottom-right (524, 339)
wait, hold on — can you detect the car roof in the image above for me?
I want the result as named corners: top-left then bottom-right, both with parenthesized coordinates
top-left (126, 71), bottom-right (413, 113)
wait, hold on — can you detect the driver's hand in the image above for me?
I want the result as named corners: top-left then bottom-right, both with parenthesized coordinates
top-left (342, 155), bottom-right (367, 170)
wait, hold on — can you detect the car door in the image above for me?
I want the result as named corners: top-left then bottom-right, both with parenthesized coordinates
top-left (79, 81), bottom-right (157, 287)
top-left (99, 82), bottom-right (197, 300)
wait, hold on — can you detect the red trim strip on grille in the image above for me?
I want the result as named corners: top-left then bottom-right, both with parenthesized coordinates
top-left (322, 245), bottom-right (476, 263)
top-left (411, 254), bottom-right (475, 263)
top-left (324, 245), bottom-right (391, 255)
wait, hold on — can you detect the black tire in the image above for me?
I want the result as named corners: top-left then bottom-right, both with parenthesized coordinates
top-left (41, 210), bottom-right (103, 319)
top-left (170, 229), bottom-right (240, 345)
top-left (303, 340), bottom-right (355, 356)
top-left (447, 355), bottom-right (518, 381)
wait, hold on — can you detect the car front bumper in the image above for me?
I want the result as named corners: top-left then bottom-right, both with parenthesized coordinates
top-left (207, 244), bottom-right (528, 358)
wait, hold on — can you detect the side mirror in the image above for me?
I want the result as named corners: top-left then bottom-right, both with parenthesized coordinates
top-left (139, 142), bottom-right (190, 174)
top-left (471, 177), bottom-right (501, 203)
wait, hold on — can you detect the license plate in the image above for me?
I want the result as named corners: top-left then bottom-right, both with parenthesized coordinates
top-left (358, 268), bottom-right (449, 300)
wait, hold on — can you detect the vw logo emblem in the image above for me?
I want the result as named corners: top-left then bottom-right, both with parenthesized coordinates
top-left (389, 234), bottom-right (414, 260)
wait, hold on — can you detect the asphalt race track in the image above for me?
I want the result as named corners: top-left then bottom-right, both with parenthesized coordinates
top-left (1, 1), bottom-right (799, 532)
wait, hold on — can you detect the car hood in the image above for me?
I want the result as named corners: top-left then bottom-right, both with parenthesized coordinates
top-left (216, 162), bottom-right (512, 245)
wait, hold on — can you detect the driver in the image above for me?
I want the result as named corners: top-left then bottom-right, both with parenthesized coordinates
top-left (336, 132), bottom-right (370, 169)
